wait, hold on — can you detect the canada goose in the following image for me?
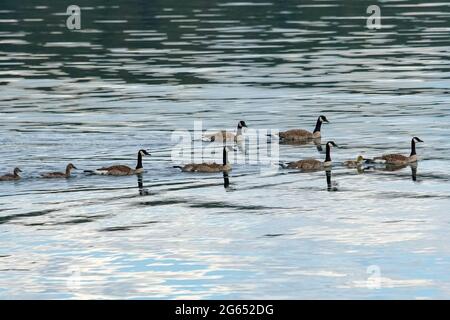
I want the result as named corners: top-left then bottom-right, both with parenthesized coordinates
top-left (223, 171), bottom-right (230, 188)
top-left (137, 174), bottom-right (150, 196)
top-left (174, 147), bottom-right (232, 173)
top-left (274, 135), bottom-right (324, 152)
top-left (371, 137), bottom-right (424, 165)
top-left (41, 163), bottom-right (78, 179)
top-left (344, 155), bottom-right (365, 168)
top-left (277, 115), bottom-right (329, 142)
top-left (285, 141), bottom-right (338, 170)
top-left (0, 167), bottom-right (22, 181)
top-left (203, 121), bottom-right (247, 143)
top-left (85, 149), bottom-right (151, 176)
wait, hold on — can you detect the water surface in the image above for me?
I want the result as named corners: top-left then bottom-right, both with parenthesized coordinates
top-left (1, 0), bottom-right (450, 299)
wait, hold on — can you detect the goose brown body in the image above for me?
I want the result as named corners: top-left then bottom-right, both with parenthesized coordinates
top-left (176, 147), bottom-right (232, 173)
top-left (207, 131), bottom-right (238, 142)
top-left (96, 165), bottom-right (138, 176)
top-left (0, 168), bottom-right (22, 181)
top-left (279, 129), bottom-right (315, 141)
top-left (287, 159), bottom-right (323, 170)
top-left (377, 154), bottom-right (412, 165)
top-left (179, 163), bottom-right (232, 173)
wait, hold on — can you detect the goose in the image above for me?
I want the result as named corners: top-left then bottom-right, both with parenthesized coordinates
top-left (371, 137), bottom-right (423, 165)
top-left (284, 141), bottom-right (338, 170)
top-left (203, 121), bottom-right (247, 143)
top-left (277, 115), bottom-right (329, 142)
top-left (0, 167), bottom-right (22, 181)
top-left (41, 163), bottom-right (78, 179)
top-left (344, 155), bottom-right (365, 168)
top-left (85, 149), bottom-right (150, 176)
top-left (223, 171), bottom-right (230, 189)
top-left (174, 147), bottom-right (232, 173)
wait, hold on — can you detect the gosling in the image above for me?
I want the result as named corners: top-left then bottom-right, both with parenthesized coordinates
top-left (0, 167), bottom-right (22, 181)
top-left (203, 121), bottom-right (247, 143)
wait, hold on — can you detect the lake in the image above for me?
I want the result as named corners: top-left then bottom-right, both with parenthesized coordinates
top-left (1, 0), bottom-right (450, 299)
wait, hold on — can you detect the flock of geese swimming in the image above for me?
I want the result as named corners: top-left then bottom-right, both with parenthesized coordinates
top-left (0, 115), bottom-right (423, 182)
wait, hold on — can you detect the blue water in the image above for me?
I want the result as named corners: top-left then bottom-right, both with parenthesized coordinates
top-left (1, 0), bottom-right (450, 299)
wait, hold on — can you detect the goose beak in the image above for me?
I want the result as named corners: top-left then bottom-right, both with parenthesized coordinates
top-left (73, 166), bottom-right (79, 170)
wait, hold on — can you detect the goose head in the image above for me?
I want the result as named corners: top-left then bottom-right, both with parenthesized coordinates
top-left (413, 137), bottom-right (424, 143)
top-left (139, 149), bottom-right (151, 157)
top-left (14, 167), bottom-right (22, 175)
top-left (319, 115), bottom-right (330, 123)
top-left (237, 120), bottom-right (247, 129)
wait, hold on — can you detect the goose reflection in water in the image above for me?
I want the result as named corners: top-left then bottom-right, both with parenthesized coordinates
top-left (326, 169), bottom-right (338, 192)
top-left (223, 171), bottom-right (236, 191)
top-left (137, 173), bottom-right (150, 196)
top-left (280, 137), bottom-right (323, 152)
top-left (363, 163), bottom-right (419, 182)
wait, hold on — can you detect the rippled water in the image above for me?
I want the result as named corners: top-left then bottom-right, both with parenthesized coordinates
top-left (1, 0), bottom-right (450, 299)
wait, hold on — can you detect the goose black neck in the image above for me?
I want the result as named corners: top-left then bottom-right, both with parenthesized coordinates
top-left (313, 117), bottom-right (322, 133)
top-left (223, 148), bottom-right (227, 166)
top-left (410, 139), bottom-right (416, 156)
top-left (136, 152), bottom-right (143, 169)
top-left (325, 144), bottom-right (332, 162)
top-left (66, 166), bottom-right (71, 175)
top-left (236, 126), bottom-right (243, 136)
